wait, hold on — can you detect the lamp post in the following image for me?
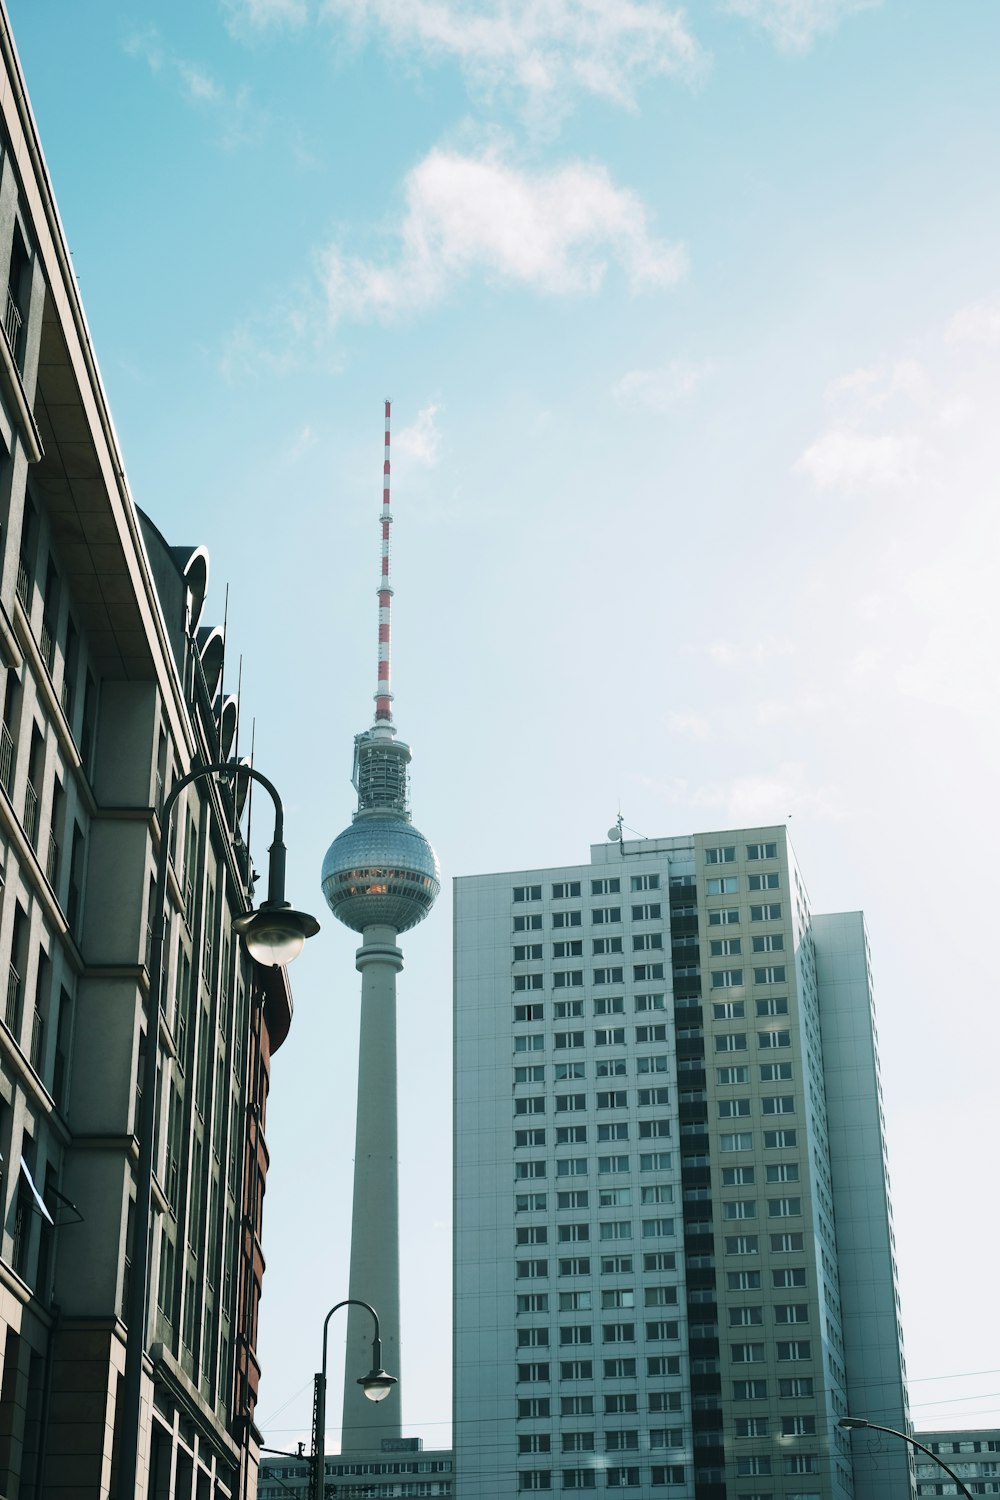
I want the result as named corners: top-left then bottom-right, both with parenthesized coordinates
top-left (314, 1299), bottom-right (396, 1500)
top-left (119, 759), bottom-right (319, 1500)
top-left (839, 1417), bottom-right (976, 1500)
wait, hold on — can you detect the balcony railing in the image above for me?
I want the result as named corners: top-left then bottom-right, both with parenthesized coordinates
top-left (46, 831), bottom-right (59, 887)
top-left (30, 1008), bottom-right (43, 1073)
top-left (15, 557), bottom-right (30, 610)
top-left (39, 619), bottom-right (55, 673)
top-left (0, 722), bottom-right (13, 798)
top-left (23, 779), bottom-right (39, 849)
top-left (5, 964), bottom-right (20, 1032)
top-left (4, 288), bottom-right (22, 355)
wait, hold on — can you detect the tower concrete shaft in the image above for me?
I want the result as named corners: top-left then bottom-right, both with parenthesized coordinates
top-left (341, 925), bottom-right (403, 1451)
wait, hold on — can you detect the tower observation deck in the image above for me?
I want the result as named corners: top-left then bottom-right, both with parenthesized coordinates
top-left (321, 402), bottom-right (439, 1452)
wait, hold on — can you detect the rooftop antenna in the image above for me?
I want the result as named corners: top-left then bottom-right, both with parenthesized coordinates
top-left (374, 396), bottom-right (394, 735)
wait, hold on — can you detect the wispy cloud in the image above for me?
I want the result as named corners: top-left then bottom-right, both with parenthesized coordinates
top-left (395, 404), bottom-right (444, 466)
top-left (667, 708), bottom-right (710, 739)
top-left (320, 147), bottom-right (686, 325)
top-left (322, 0), bottom-right (705, 114)
top-left (721, 0), bottom-right (881, 54)
top-left (612, 359), bottom-right (711, 411)
top-left (222, 0), bottom-right (308, 32)
top-left (795, 428), bottom-right (926, 491)
top-left (682, 763), bottom-right (845, 823)
top-left (946, 296), bottom-right (1000, 346)
top-left (125, 26), bottom-right (260, 146)
top-left (701, 639), bottom-right (795, 668)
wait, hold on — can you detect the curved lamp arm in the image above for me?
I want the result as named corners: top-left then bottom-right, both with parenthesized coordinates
top-left (840, 1418), bottom-right (975, 1500)
top-left (314, 1299), bottom-right (397, 1500)
top-left (120, 759), bottom-right (318, 1500)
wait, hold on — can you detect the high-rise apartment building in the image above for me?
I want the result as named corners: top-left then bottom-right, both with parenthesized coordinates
top-left (0, 9), bottom-right (299, 1495)
top-left (454, 826), bottom-right (912, 1500)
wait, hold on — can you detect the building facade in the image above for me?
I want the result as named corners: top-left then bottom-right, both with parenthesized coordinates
top-left (258, 1440), bottom-right (455, 1500)
top-left (914, 1431), bottom-right (1000, 1497)
top-left (0, 8), bottom-right (294, 1496)
top-left (454, 827), bottom-right (912, 1500)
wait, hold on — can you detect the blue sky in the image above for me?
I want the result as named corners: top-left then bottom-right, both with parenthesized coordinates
top-left (9, 0), bottom-right (1000, 1453)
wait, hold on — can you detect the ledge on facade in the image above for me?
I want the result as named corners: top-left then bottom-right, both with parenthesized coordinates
top-left (149, 1341), bottom-right (243, 1466)
top-left (0, 321), bottom-right (43, 462)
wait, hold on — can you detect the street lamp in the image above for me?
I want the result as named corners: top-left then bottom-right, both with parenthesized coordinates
top-left (839, 1417), bottom-right (975, 1500)
top-left (314, 1299), bottom-right (397, 1500)
top-left (119, 759), bottom-right (319, 1500)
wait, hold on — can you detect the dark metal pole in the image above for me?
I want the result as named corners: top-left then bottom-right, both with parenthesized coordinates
top-left (840, 1418), bottom-right (976, 1500)
top-left (316, 1300), bottom-right (385, 1500)
top-left (118, 760), bottom-right (286, 1499)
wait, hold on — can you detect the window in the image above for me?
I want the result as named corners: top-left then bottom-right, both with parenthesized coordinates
top-left (637, 1054), bottom-right (668, 1074)
top-left (645, 1320), bottom-right (679, 1341)
top-left (748, 872), bottom-right (779, 890)
top-left (599, 1154), bottom-right (630, 1175)
top-left (649, 1391), bottom-right (682, 1413)
top-left (554, 940), bottom-right (584, 958)
top-left (732, 1380), bottom-right (768, 1400)
top-left (722, 1166), bottom-right (755, 1185)
top-left (713, 1000), bottom-right (745, 1018)
top-left (595, 1027), bottom-right (626, 1046)
top-left (705, 846), bottom-right (736, 864)
top-left (729, 1307), bottom-right (763, 1326)
top-left (517, 1226), bottom-right (549, 1245)
top-left (519, 1293), bottom-right (550, 1313)
top-left (562, 1433), bottom-right (596, 1453)
top-left (556, 1159), bottom-right (588, 1178)
top-left (633, 963), bottom-right (664, 981)
top-left (727, 1270), bottom-right (762, 1290)
top-left (602, 1289), bottom-right (635, 1310)
top-left (646, 1355), bottom-right (680, 1376)
top-left (514, 885), bottom-right (543, 902)
top-left (752, 933), bottom-right (784, 952)
top-left (709, 908), bottom-right (740, 926)
top-left (515, 913), bottom-right (544, 931)
top-left (711, 968), bottom-right (744, 989)
top-left (516, 1161), bottom-right (547, 1180)
top-left (604, 1358), bottom-right (638, 1378)
top-left (562, 1394), bottom-right (595, 1414)
top-left (731, 1343), bottom-right (765, 1363)
top-left (783, 1455), bottom-right (820, 1477)
top-left (592, 907), bottom-right (621, 924)
top-left (774, 1304), bottom-right (809, 1324)
top-left (515, 974), bottom-right (545, 992)
top-left (517, 1260), bottom-right (549, 1278)
top-left (606, 1467), bottom-right (641, 1486)
top-left (554, 970), bottom-right (584, 988)
top-left (515, 1096), bottom-right (546, 1116)
top-left (555, 1030), bottom-right (586, 1048)
top-left (601, 1254), bottom-right (634, 1273)
top-left (650, 1429), bottom-right (684, 1449)
top-left (518, 1327), bottom-right (551, 1347)
top-left (757, 1030), bottom-right (790, 1049)
top-left (756, 996), bottom-right (788, 1015)
top-left (597, 1090), bottom-right (627, 1110)
top-left (517, 1193), bottom-right (548, 1213)
top-left (598, 1122), bottom-right (630, 1142)
top-left (557, 1190), bottom-right (590, 1209)
top-left (632, 902), bottom-right (661, 921)
top-left (559, 1259), bottom-right (591, 1280)
top-left (600, 1221), bottom-right (632, 1242)
top-left (515, 944), bottom-right (544, 962)
top-left (707, 876), bottom-right (739, 894)
top-left (719, 1098), bottom-right (751, 1118)
top-left (599, 1188), bottom-right (632, 1209)
top-left (516, 1034), bottom-right (546, 1053)
top-left (716, 1033), bottom-right (747, 1052)
top-left (643, 1251), bottom-right (676, 1272)
top-left (638, 1120), bottom-right (671, 1139)
top-left (518, 1397), bottom-right (551, 1417)
top-left (515, 1129), bottom-right (547, 1147)
top-left (641, 1218), bottom-right (675, 1239)
top-left (750, 903), bottom-right (781, 921)
top-left (594, 996), bottom-right (624, 1015)
top-left (754, 966), bottom-right (786, 984)
top-left (630, 873), bottom-right (659, 891)
top-left (767, 1197), bottom-right (801, 1217)
top-left (555, 1093), bottom-right (587, 1113)
top-left (781, 1415), bottom-right (816, 1435)
top-left (717, 1065), bottom-right (749, 1085)
top-left (776, 1340), bottom-right (811, 1360)
top-left (592, 877), bottom-right (620, 895)
top-left (555, 1062), bottom-right (585, 1081)
top-left (636, 1024), bottom-right (667, 1042)
top-left (519, 1469), bottom-right (552, 1490)
top-left (594, 967), bottom-right (624, 986)
top-left (723, 1200), bottom-right (757, 1220)
top-left (558, 1224), bottom-right (590, 1244)
top-left (773, 1267), bottom-right (806, 1288)
top-left (762, 1096), bottom-right (795, 1115)
top-left (602, 1321), bottom-right (635, 1342)
top-left (763, 1129), bottom-right (797, 1148)
top-left (554, 1001), bottom-right (584, 1019)
top-left (644, 1287), bottom-right (678, 1310)
top-left (553, 881), bottom-right (581, 899)
top-left (592, 937), bottom-right (623, 955)
top-left (559, 1291), bottom-right (592, 1313)
top-left (562, 1469), bottom-right (596, 1489)
top-left (596, 1058), bottom-right (627, 1078)
top-left (635, 994), bottom-right (666, 1013)
top-left (710, 938), bottom-right (742, 956)
top-left (640, 1188), bottom-right (674, 1210)
top-left (516, 1065), bottom-right (547, 1083)
top-left (559, 1323), bottom-right (593, 1343)
top-left (759, 1062), bottom-right (792, 1081)
top-left (515, 1005), bottom-right (544, 1024)
top-left (725, 1236), bottom-right (759, 1255)
top-left (605, 1393), bottom-right (638, 1414)
top-left (778, 1377), bottom-right (813, 1397)
top-left (519, 1433), bottom-right (551, 1453)
top-left (720, 1133), bottom-right (753, 1152)
top-left (559, 1360), bottom-right (593, 1380)
top-left (553, 911), bottom-right (582, 929)
top-left (557, 1125), bottom-right (588, 1144)
top-left (770, 1233), bottom-right (805, 1252)
top-left (632, 932), bottom-right (663, 951)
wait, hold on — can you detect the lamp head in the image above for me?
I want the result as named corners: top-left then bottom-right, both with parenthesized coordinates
top-left (233, 902), bottom-right (320, 967)
top-left (839, 1418), bottom-right (869, 1431)
top-left (359, 1368), bottom-right (397, 1403)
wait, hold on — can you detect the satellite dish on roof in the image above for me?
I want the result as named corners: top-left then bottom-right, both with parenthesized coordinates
top-left (608, 826), bottom-right (621, 842)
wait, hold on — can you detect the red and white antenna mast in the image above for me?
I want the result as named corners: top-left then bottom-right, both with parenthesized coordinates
top-left (374, 398), bottom-right (394, 732)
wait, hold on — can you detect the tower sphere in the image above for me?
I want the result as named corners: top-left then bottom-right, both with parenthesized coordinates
top-left (321, 812), bottom-right (440, 934)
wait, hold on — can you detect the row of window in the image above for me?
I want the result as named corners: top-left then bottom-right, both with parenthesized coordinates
top-left (517, 1223), bottom-right (676, 1247)
top-left (518, 1289), bottom-right (679, 1313)
top-left (518, 1391), bottom-right (682, 1418)
top-left (516, 1153), bottom-right (673, 1180)
top-left (705, 843), bottom-right (779, 863)
top-left (517, 1188), bottom-right (675, 1213)
top-left (518, 1466), bottom-right (685, 1489)
top-left (711, 967), bottom-right (787, 987)
top-left (516, 1057), bottom-right (670, 1082)
top-left (516, 1357), bottom-right (683, 1381)
top-left (517, 1252), bottom-right (676, 1276)
top-left (708, 874), bottom-right (780, 894)
top-left (519, 1430), bottom-right (684, 1453)
top-left (724, 1234), bottom-right (808, 1255)
top-left (514, 967), bottom-right (673, 990)
top-left (514, 1016), bottom-right (673, 1041)
top-left (516, 1092), bottom-right (670, 1114)
top-left (517, 997), bottom-right (669, 1017)
top-left (514, 876), bottom-right (659, 904)
top-left (516, 1322), bottom-right (683, 1347)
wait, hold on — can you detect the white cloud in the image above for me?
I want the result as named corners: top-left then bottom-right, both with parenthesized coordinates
top-left (126, 28), bottom-right (259, 147)
top-left (702, 638), bottom-right (795, 668)
top-left (946, 296), bottom-right (1000, 346)
top-left (794, 428), bottom-right (926, 491)
top-left (612, 359), bottom-right (711, 411)
top-left (668, 708), bottom-right (710, 739)
top-left (395, 404), bottom-right (443, 466)
top-left (321, 147), bottom-right (685, 324)
top-left (323, 0), bottom-right (705, 112)
top-left (722, 0), bottom-right (880, 53)
top-left (288, 423), bottom-right (318, 460)
top-left (223, 0), bottom-right (308, 30)
top-left (681, 763), bottom-right (845, 823)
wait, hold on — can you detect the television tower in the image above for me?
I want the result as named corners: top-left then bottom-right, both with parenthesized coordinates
top-left (321, 401), bottom-right (440, 1450)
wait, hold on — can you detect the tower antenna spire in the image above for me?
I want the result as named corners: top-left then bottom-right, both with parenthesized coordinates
top-left (374, 397), bottom-right (394, 733)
